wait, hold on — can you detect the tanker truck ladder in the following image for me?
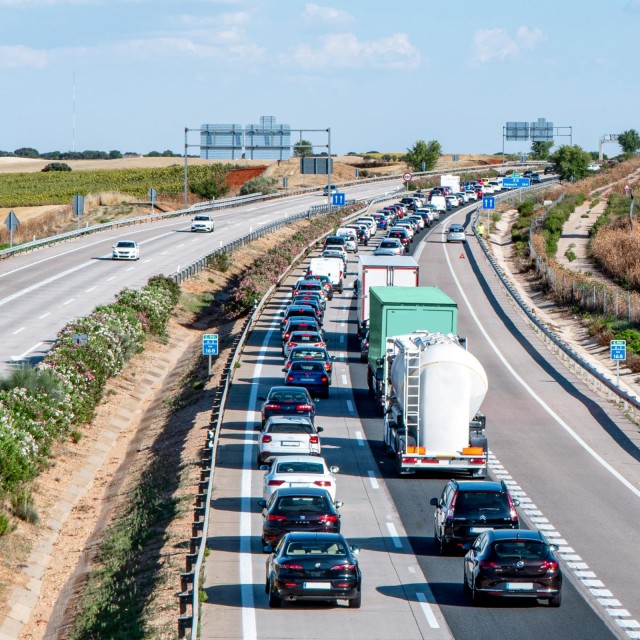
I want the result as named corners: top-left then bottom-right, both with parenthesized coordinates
top-left (403, 345), bottom-right (421, 441)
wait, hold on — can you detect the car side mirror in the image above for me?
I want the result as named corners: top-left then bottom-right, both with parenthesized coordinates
top-left (329, 466), bottom-right (339, 474)
top-left (316, 426), bottom-right (324, 432)
top-left (331, 356), bottom-right (335, 361)
top-left (335, 501), bottom-right (344, 509)
top-left (259, 465), bottom-right (269, 471)
top-left (257, 500), bottom-right (267, 508)
top-left (350, 545), bottom-right (360, 556)
top-left (263, 544), bottom-right (273, 554)
top-left (282, 368), bottom-right (287, 372)
top-left (112, 245), bottom-right (115, 248)
top-left (549, 544), bottom-right (559, 552)
top-left (429, 498), bottom-right (438, 506)
top-left (513, 499), bottom-right (520, 507)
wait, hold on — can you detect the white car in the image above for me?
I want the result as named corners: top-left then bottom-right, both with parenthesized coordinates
top-left (356, 217), bottom-right (377, 236)
top-left (257, 416), bottom-right (323, 465)
top-left (588, 163), bottom-right (601, 171)
top-left (191, 214), bottom-right (215, 232)
top-left (465, 189), bottom-right (478, 201)
top-left (112, 240), bottom-right (140, 260)
top-left (335, 230), bottom-right (358, 253)
top-left (261, 455), bottom-right (339, 501)
top-left (454, 191), bottom-right (469, 204)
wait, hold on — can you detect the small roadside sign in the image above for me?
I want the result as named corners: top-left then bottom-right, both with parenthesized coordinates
top-left (4, 210), bottom-right (20, 248)
top-left (72, 333), bottom-right (89, 347)
top-left (610, 339), bottom-right (626, 361)
top-left (482, 196), bottom-right (496, 210)
top-left (403, 172), bottom-right (413, 182)
top-left (73, 194), bottom-right (85, 217)
top-left (203, 334), bottom-right (219, 356)
top-left (332, 192), bottom-right (345, 206)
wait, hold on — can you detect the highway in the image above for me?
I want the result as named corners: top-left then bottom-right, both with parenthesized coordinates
top-left (200, 197), bottom-right (640, 639)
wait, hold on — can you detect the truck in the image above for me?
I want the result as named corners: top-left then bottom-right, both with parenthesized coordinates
top-left (356, 256), bottom-right (419, 335)
top-left (382, 331), bottom-right (488, 477)
top-left (367, 286), bottom-right (458, 404)
top-left (440, 174), bottom-right (461, 194)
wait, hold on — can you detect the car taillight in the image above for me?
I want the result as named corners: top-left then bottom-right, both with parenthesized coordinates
top-left (506, 493), bottom-right (518, 522)
top-left (319, 514), bottom-right (338, 523)
top-left (264, 403), bottom-right (280, 410)
top-left (314, 343), bottom-right (324, 348)
top-left (268, 480), bottom-right (285, 486)
top-left (331, 563), bottom-right (355, 571)
top-left (268, 514), bottom-right (287, 521)
top-left (296, 404), bottom-right (312, 411)
top-left (287, 375), bottom-right (294, 382)
top-left (261, 435), bottom-right (272, 443)
top-left (281, 562), bottom-right (303, 570)
top-left (445, 492), bottom-right (458, 522)
top-left (541, 560), bottom-right (559, 573)
top-left (324, 363), bottom-right (331, 371)
top-left (309, 435), bottom-right (319, 444)
top-left (288, 342), bottom-right (295, 347)
top-left (314, 480), bottom-right (331, 487)
top-left (470, 458), bottom-right (485, 464)
top-left (321, 376), bottom-right (328, 383)
top-left (479, 560), bottom-right (501, 570)
top-left (283, 333), bottom-right (291, 341)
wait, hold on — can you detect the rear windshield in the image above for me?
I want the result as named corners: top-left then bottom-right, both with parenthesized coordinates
top-left (268, 392), bottom-right (309, 403)
top-left (291, 333), bottom-right (322, 343)
top-left (285, 541), bottom-right (347, 556)
top-left (291, 362), bottom-right (324, 372)
top-left (489, 541), bottom-right (548, 560)
top-left (291, 349), bottom-right (324, 360)
top-left (454, 492), bottom-right (510, 517)
top-left (275, 496), bottom-right (329, 512)
top-left (298, 283), bottom-right (322, 291)
top-left (276, 461), bottom-right (325, 474)
top-left (267, 423), bottom-right (314, 434)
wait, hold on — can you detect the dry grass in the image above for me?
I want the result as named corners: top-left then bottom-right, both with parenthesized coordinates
top-left (590, 220), bottom-right (640, 287)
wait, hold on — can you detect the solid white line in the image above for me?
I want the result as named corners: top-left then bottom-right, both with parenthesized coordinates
top-left (62, 298), bottom-right (75, 305)
top-left (355, 430), bottom-right (365, 446)
top-left (39, 311), bottom-right (51, 319)
top-left (386, 522), bottom-right (403, 548)
top-left (85, 286), bottom-right (97, 293)
top-left (12, 327), bottom-right (24, 335)
top-left (367, 471), bottom-right (379, 489)
top-left (443, 244), bottom-right (640, 500)
top-left (19, 342), bottom-right (43, 358)
top-left (416, 592), bottom-right (440, 629)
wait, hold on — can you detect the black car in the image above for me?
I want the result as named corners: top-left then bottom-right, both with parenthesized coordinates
top-left (265, 532), bottom-right (361, 608)
top-left (530, 172), bottom-right (541, 183)
top-left (259, 487), bottom-right (341, 547)
top-left (430, 480), bottom-right (520, 554)
top-left (260, 386), bottom-right (315, 427)
top-left (463, 529), bottom-right (562, 607)
top-left (291, 297), bottom-right (324, 321)
top-left (305, 274), bottom-right (334, 300)
top-left (544, 165), bottom-right (554, 175)
top-left (523, 170), bottom-right (533, 178)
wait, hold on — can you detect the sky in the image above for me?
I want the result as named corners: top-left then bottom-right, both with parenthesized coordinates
top-left (1, 0), bottom-right (638, 157)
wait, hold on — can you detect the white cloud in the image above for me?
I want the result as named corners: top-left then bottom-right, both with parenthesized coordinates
top-left (0, 45), bottom-right (49, 68)
top-left (179, 10), bottom-right (250, 27)
top-left (470, 26), bottom-right (545, 66)
top-left (302, 3), bottom-right (354, 25)
top-left (283, 32), bottom-right (422, 70)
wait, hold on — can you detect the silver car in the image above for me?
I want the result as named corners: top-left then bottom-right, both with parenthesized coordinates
top-left (446, 224), bottom-right (466, 243)
top-left (257, 416), bottom-right (323, 465)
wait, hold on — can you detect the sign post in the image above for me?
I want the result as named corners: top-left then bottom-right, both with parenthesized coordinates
top-left (202, 333), bottom-right (219, 376)
top-left (148, 188), bottom-right (157, 216)
top-left (610, 339), bottom-right (626, 386)
top-left (73, 195), bottom-right (85, 229)
top-left (4, 210), bottom-right (20, 248)
top-left (403, 172), bottom-right (412, 192)
top-left (482, 196), bottom-right (495, 234)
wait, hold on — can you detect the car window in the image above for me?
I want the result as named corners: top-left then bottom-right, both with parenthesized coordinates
top-left (268, 423), bottom-right (314, 434)
top-left (275, 462), bottom-right (325, 474)
top-left (276, 496), bottom-right (329, 512)
top-left (285, 541), bottom-right (347, 556)
top-left (291, 349), bottom-right (324, 360)
top-left (117, 241), bottom-right (136, 248)
top-left (491, 541), bottom-right (547, 560)
top-left (291, 362), bottom-right (324, 372)
top-left (454, 492), bottom-right (509, 517)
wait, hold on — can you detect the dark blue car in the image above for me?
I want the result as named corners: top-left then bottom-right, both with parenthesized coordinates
top-left (285, 361), bottom-right (330, 398)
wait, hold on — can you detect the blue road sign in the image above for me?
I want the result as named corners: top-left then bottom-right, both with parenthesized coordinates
top-left (610, 339), bottom-right (626, 361)
top-left (482, 196), bottom-right (496, 210)
top-left (332, 192), bottom-right (346, 206)
top-left (502, 177), bottom-right (531, 189)
top-left (202, 333), bottom-right (219, 356)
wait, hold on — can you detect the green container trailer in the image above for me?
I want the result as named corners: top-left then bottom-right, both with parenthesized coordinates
top-left (367, 286), bottom-right (458, 404)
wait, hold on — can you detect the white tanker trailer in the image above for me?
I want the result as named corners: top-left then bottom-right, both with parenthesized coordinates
top-left (382, 331), bottom-right (489, 476)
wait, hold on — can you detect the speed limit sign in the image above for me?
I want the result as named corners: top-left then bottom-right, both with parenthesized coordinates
top-left (403, 172), bottom-right (413, 182)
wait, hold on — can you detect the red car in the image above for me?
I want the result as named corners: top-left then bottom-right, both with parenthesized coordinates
top-left (387, 228), bottom-right (411, 251)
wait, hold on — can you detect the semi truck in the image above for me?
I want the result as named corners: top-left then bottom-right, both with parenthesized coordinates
top-left (382, 331), bottom-right (488, 477)
top-left (440, 174), bottom-right (461, 193)
top-left (367, 286), bottom-right (458, 404)
top-left (356, 256), bottom-right (419, 334)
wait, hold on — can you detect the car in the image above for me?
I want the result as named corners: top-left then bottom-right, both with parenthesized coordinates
top-left (323, 184), bottom-right (338, 196)
top-left (291, 298), bottom-right (324, 322)
top-left (394, 221), bottom-right (415, 240)
top-left (465, 189), bottom-right (478, 201)
top-left (292, 292), bottom-right (325, 312)
top-left (531, 172), bottom-right (541, 183)
top-left (265, 532), bottom-right (361, 609)
top-left (260, 386), bottom-right (316, 427)
top-left (454, 191), bottom-right (469, 204)
top-left (259, 488), bottom-right (341, 547)
top-left (446, 224), bottom-right (466, 243)
top-left (323, 235), bottom-right (347, 251)
top-left (322, 248), bottom-right (347, 267)
top-left (588, 163), bottom-right (601, 171)
top-left (430, 479), bottom-right (520, 554)
top-left (258, 416), bottom-right (323, 465)
top-left (260, 455), bottom-right (339, 502)
top-left (445, 195), bottom-right (460, 208)
top-left (544, 165), bottom-right (554, 175)
top-left (406, 215), bottom-right (426, 230)
top-left (190, 214), bottom-right (215, 232)
top-left (304, 274), bottom-right (334, 300)
top-left (463, 529), bottom-right (562, 607)
top-left (281, 317), bottom-right (323, 345)
top-left (112, 240), bottom-right (140, 260)
top-left (285, 360), bottom-right (331, 397)
top-left (281, 305), bottom-right (320, 331)
top-left (293, 279), bottom-right (327, 301)
top-left (523, 170), bottom-right (533, 178)
top-left (414, 209), bottom-right (433, 226)
top-left (283, 331), bottom-right (326, 358)
top-left (284, 346), bottom-right (334, 376)
top-left (336, 232), bottom-right (358, 253)
top-left (375, 238), bottom-right (404, 255)
top-left (356, 216), bottom-right (377, 236)
top-left (387, 228), bottom-right (411, 251)
top-left (399, 196), bottom-right (419, 211)
top-left (372, 213), bottom-right (389, 230)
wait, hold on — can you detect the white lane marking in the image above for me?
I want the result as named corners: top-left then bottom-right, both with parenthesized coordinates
top-left (106, 276), bottom-right (116, 282)
top-left (346, 400), bottom-right (355, 413)
top-left (62, 298), bottom-right (75, 305)
top-left (177, 243), bottom-right (185, 248)
top-left (39, 311), bottom-right (51, 319)
top-left (12, 327), bottom-right (24, 335)
top-left (143, 258), bottom-right (152, 263)
top-left (85, 286), bottom-right (97, 293)
top-left (367, 471), bottom-right (379, 489)
top-left (341, 374), bottom-right (348, 386)
top-left (20, 342), bottom-right (43, 358)
top-left (355, 430), bottom-right (365, 446)
top-left (416, 592), bottom-right (440, 629)
top-left (443, 244), bottom-right (640, 502)
top-left (126, 267), bottom-right (134, 272)
top-left (161, 250), bottom-right (169, 255)
top-left (408, 566), bottom-right (416, 574)
top-left (386, 522), bottom-right (403, 548)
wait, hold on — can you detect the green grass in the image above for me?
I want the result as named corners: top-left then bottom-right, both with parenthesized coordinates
top-left (179, 291), bottom-right (214, 314)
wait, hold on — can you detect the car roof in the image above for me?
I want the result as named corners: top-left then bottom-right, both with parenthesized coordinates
top-left (267, 386), bottom-right (309, 395)
top-left (282, 532), bottom-right (346, 543)
top-left (272, 487), bottom-right (332, 497)
top-left (265, 416), bottom-right (313, 425)
top-left (452, 480), bottom-right (505, 491)
top-left (270, 455), bottom-right (328, 464)
top-left (485, 529), bottom-right (545, 542)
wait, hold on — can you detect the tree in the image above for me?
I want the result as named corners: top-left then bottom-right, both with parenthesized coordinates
top-left (109, 150), bottom-right (123, 159)
top-left (14, 147), bottom-right (39, 158)
top-left (530, 140), bottom-right (553, 160)
top-left (405, 140), bottom-right (442, 172)
top-left (549, 145), bottom-right (592, 181)
top-left (293, 140), bottom-right (313, 157)
top-left (618, 129), bottom-right (640, 155)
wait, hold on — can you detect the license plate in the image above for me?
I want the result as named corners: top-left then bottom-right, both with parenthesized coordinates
top-left (470, 527), bottom-right (491, 534)
top-left (506, 582), bottom-right (534, 591)
top-left (304, 582), bottom-right (331, 590)
top-left (281, 441), bottom-right (300, 447)
top-left (300, 377), bottom-right (314, 382)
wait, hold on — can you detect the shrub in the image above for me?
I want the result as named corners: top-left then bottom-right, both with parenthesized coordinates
top-left (209, 251), bottom-right (230, 272)
top-left (239, 176), bottom-right (278, 195)
top-left (11, 488), bottom-right (39, 523)
top-left (42, 162), bottom-right (72, 172)
top-left (0, 513), bottom-right (12, 536)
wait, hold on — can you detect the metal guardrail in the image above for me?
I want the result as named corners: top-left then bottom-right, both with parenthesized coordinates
top-left (471, 187), bottom-right (640, 420)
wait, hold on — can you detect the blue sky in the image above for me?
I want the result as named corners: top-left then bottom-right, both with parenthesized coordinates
top-left (1, 0), bottom-right (638, 156)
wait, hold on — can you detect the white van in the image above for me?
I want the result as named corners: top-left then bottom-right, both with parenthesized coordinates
top-left (307, 257), bottom-right (344, 293)
top-left (430, 195), bottom-right (447, 213)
